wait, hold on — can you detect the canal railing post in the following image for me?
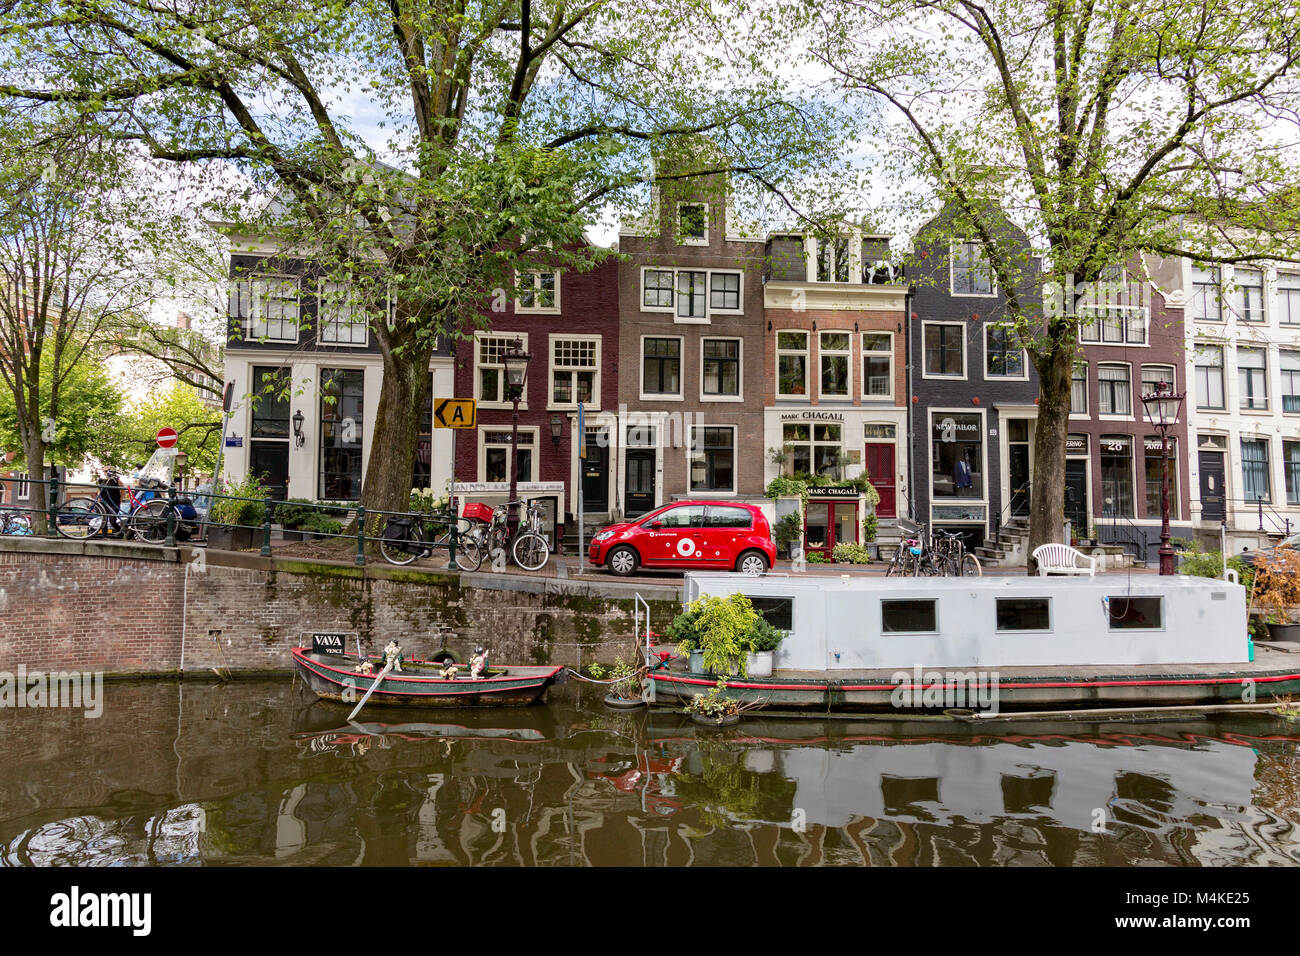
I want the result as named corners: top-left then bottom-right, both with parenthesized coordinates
top-left (448, 515), bottom-right (458, 571)
top-left (46, 474), bottom-right (59, 537)
top-left (165, 486), bottom-right (177, 548)
top-left (261, 495), bottom-right (273, 557)
top-left (356, 506), bottom-right (366, 566)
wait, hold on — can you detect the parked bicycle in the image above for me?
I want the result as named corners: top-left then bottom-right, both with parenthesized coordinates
top-left (884, 523), bottom-right (980, 577)
top-left (0, 510), bottom-right (32, 535)
top-left (379, 510), bottom-right (485, 570)
top-left (53, 470), bottom-right (198, 542)
top-left (931, 528), bottom-right (983, 577)
top-left (463, 499), bottom-right (551, 572)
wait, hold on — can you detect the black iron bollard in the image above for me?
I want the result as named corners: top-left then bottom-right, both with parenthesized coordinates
top-left (165, 486), bottom-right (177, 548)
top-left (355, 506), bottom-right (366, 566)
top-left (46, 474), bottom-right (59, 537)
top-left (261, 495), bottom-right (273, 557)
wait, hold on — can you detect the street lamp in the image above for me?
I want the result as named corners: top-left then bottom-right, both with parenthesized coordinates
top-left (502, 337), bottom-right (531, 532)
top-left (292, 409), bottom-right (305, 448)
top-left (1140, 379), bottom-right (1185, 575)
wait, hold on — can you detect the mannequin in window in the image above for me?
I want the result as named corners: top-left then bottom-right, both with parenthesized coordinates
top-left (953, 452), bottom-right (973, 490)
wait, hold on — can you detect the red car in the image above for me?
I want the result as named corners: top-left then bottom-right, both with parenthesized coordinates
top-left (588, 501), bottom-right (775, 577)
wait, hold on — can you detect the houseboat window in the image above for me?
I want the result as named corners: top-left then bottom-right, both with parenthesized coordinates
top-left (996, 597), bottom-right (1051, 631)
top-left (882, 599), bottom-right (937, 633)
top-left (1106, 596), bottom-right (1163, 629)
top-left (748, 596), bottom-right (793, 632)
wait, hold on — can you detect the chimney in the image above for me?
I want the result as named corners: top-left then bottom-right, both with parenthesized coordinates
top-left (176, 312), bottom-right (192, 330)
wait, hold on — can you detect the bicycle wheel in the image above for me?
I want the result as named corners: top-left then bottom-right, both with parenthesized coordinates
top-left (54, 497), bottom-right (108, 539)
top-left (379, 518), bottom-right (426, 565)
top-left (961, 553), bottom-right (983, 577)
top-left (511, 531), bottom-right (550, 572)
top-left (130, 499), bottom-right (175, 542)
top-left (452, 530), bottom-right (484, 572)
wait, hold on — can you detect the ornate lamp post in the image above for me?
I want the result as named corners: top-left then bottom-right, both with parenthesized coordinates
top-left (502, 337), bottom-right (531, 533)
top-left (1140, 380), bottom-right (1185, 575)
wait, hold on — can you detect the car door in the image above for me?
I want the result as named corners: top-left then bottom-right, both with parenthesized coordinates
top-left (638, 504), bottom-right (706, 568)
top-left (702, 505), bottom-right (755, 568)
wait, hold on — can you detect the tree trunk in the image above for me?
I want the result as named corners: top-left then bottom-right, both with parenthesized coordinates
top-left (1027, 346), bottom-right (1073, 572)
top-left (359, 344), bottom-right (434, 525)
top-left (21, 433), bottom-right (48, 534)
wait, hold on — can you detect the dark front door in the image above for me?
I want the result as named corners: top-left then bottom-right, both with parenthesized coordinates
top-left (581, 434), bottom-right (608, 511)
top-left (249, 441), bottom-right (289, 499)
top-left (1199, 451), bottom-right (1226, 522)
top-left (1065, 459), bottom-right (1088, 538)
top-left (864, 443), bottom-right (896, 517)
top-left (1009, 420), bottom-right (1032, 517)
top-left (625, 449), bottom-right (655, 517)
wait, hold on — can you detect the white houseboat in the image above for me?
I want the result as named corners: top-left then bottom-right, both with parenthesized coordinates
top-left (648, 574), bottom-right (1300, 713)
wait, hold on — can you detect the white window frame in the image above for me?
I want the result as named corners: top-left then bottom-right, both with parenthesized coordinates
top-left (677, 202), bottom-right (709, 245)
top-left (1191, 265), bottom-right (1223, 322)
top-left (1238, 346), bottom-right (1269, 412)
top-left (638, 266), bottom-right (743, 321)
top-left (247, 275), bottom-right (300, 343)
top-left (547, 334), bottom-right (600, 410)
top-left (817, 330), bottom-right (853, 399)
top-left (1078, 305), bottom-right (1148, 346)
top-left (922, 321), bottom-right (967, 380)
top-left (983, 322), bottom-right (1028, 381)
top-left (1099, 434), bottom-right (1137, 518)
top-left (949, 241), bottom-right (997, 297)
top-left (515, 270), bottom-right (560, 314)
top-left (1096, 361), bottom-right (1134, 419)
top-left (1279, 272), bottom-right (1300, 326)
top-left (639, 334), bottom-right (684, 402)
top-left (814, 236), bottom-right (852, 283)
top-left (699, 336), bottom-right (744, 402)
top-left (1281, 349), bottom-right (1300, 414)
top-left (782, 420), bottom-right (844, 478)
top-left (928, 407), bottom-right (989, 510)
top-left (479, 426), bottom-right (539, 484)
top-left (317, 279), bottom-right (370, 346)
top-left (1229, 266), bottom-right (1264, 324)
top-left (1069, 361), bottom-right (1089, 418)
top-left (861, 331), bottom-right (894, 401)
top-left (687, 424), bottom-right (737, 495)
top-left (776, 329), bottom-right (810, 399)
top-left (473, 331), bottom-right (529, 409)
top-left (1193, 342), bottom-right (1226, 411)
top-left (15, 472), bottom-right (29, 501)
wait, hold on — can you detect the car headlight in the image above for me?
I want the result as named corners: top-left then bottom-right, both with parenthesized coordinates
top-left (593, 530), bottom-right (613, 543)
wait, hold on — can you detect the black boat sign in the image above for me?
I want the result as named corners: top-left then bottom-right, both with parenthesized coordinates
top-left (309, 632), bottom-right (354, 655)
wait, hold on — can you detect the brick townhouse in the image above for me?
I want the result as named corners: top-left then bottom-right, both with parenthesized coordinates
top-left (452, 250), bottom-right (620, 536)
top-left (761, 225), bottom-right (910, 558)
top-left (908, 200), bottom-right (1042, 552)
top-left (614, 165), bottom-right (767, 517)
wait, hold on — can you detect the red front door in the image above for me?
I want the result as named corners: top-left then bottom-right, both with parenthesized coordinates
top-left (865, 443), bottom-right (896, 517)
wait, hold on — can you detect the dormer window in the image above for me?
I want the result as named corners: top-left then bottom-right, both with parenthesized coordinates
top-left (678, 203), bottom-right (708, 244)
top-left (816, 237), bottom-right (850, 282)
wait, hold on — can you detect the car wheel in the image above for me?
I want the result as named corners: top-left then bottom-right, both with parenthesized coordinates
top-left (737, 550), bottom-right (769, 575)
top-left (607, 546), bottom-right (639, 577)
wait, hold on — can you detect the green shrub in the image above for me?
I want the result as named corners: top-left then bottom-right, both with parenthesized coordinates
top-left (806, 551), bottom-right (826, 563)
top-left (274, 498), bottom-right (318, 530)
top-left (748, 617), bottom-right (784, 652)
top-left (209, 474), bottom-right (270, 526)
top-left (299, 512), bottom-right (344, 536)
top-left (861, 512), bottom-right (878, 543)
top-left (832, 542), bottom-right (873, 564)
top-left (1177, 548), bottom-right (1254, 593)
top-left (670, 594), bottom-right (759, 677)
top-left (774, 512), bottom-right (803, 550)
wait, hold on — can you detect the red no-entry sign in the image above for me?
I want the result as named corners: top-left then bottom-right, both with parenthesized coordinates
top-left (156, 427), bottom-right (179, 448)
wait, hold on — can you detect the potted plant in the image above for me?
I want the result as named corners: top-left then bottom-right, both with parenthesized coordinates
top-left (773, 511), bottom-right (803, 560)
top-left (205, 474), bottom-right (268, 550)
top-left (746, 618), bottom-right (784, 677)
top-left (1251, 546), bottom-right (1300, 642)
top-left (683, 679), bottom-right (744, 726)
top-left (589, 658), bottom-right (645, 709)
top-left (670, 594), bottom-right (759, 677)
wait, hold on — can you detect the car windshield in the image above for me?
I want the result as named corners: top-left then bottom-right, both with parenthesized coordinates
top-left (1279, 532), bottom-right (1300, 549)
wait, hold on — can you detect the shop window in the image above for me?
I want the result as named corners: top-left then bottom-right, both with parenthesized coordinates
top-left (1100, 436), bottom-right (1134, 517)
top-left (1143, 438), bottom-right (1179, 520)
top-left (783, 422), bottom-right (842, 477)
top-left (931, 413), bottom-right (983, 500)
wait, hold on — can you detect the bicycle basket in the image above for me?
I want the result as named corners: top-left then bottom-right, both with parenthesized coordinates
top-left (462, 502), bottom-right (494, 524)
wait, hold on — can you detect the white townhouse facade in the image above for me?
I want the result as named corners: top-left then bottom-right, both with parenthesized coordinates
top-left (1180, 256), bottom-right (1300, 549)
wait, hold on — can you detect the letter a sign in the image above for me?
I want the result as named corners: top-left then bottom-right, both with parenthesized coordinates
top-left (434, 398), bottom-right (477, 429)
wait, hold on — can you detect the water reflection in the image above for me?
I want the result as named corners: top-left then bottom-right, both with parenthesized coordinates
top-left (0, 680), bottom-right (1298, 865)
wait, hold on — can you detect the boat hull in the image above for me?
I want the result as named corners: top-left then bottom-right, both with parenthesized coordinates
top-left (293, 647), bottom-right (565, 708)
top-left (649, 647), bottom-right (1300, 715)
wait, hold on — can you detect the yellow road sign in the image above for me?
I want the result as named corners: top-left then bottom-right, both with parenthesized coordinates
top-left (434, 398), bottom-right (476, 429)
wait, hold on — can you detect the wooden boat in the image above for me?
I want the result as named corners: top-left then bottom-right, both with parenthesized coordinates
top-left (292, 646), bottom-right (566, 708)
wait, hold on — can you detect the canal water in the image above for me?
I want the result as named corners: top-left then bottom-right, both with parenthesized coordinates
top-left (2, 679), bottom-right (1299, 866)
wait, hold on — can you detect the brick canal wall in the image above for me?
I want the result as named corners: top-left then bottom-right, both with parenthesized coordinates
top-left (0, 539), bottom-right (680, 676)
